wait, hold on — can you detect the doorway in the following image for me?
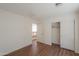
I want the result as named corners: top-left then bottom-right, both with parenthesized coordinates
top-left (51, 20), bottom-right (75, 51)
top-left (32, 23), bottom-right (38, 47)
top-left (52, 22), bottom-right (60, 46)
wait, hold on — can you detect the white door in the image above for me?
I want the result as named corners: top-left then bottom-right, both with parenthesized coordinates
top-left (61, 19), bottom-right (75, 51)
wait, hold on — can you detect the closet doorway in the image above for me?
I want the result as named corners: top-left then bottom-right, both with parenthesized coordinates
top-left (52, 22), bottom-right (60, 46)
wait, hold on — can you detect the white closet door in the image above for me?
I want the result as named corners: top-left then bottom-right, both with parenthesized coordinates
top-left (61, 19), bottom-right (74, 51)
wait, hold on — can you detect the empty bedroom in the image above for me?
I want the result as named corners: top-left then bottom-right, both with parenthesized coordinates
top-left (0, 3), bottom-right (79, 56)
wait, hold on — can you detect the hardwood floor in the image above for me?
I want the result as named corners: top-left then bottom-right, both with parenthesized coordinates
top-left (5, 42), bottom-right (79, 56)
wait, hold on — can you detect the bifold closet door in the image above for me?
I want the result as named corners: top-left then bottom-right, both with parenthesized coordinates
top-left (61, 19), bottom-right (74, 51)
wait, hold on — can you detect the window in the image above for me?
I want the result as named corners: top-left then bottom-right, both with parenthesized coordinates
top-left (32, 24), bottom-right (37, 36)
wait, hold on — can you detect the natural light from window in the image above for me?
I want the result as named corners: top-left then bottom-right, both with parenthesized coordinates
top-left (32, 24), bottom-right (37, 36)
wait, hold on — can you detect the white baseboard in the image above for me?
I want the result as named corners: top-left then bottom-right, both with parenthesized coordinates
top-left (38, 41), bottom-right (52, 46)
top-left (0, 43), bottom-right (32, 56)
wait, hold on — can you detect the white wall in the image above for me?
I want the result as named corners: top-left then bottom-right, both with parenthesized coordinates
top-left (60, 16), bottom-right (75, 51)
top-left (40, 18), bottom-right (52, 45)
top-left (0, 9), bottom-right (32, 55)
top-left (42, 14), bottom-right (75, 50)
top-left (37, 23), bottom-right (43, 42)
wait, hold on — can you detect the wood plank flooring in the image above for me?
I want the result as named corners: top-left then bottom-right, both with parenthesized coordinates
top-left (5, 42), bottom-right (79, 56)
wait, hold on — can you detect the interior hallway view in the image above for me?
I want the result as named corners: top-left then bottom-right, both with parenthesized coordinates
top-left (0, 3), bottom-right (79, 56)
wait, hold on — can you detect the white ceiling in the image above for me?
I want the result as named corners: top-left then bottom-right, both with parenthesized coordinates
top-left (0, 3), bottom-right (79, 18)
